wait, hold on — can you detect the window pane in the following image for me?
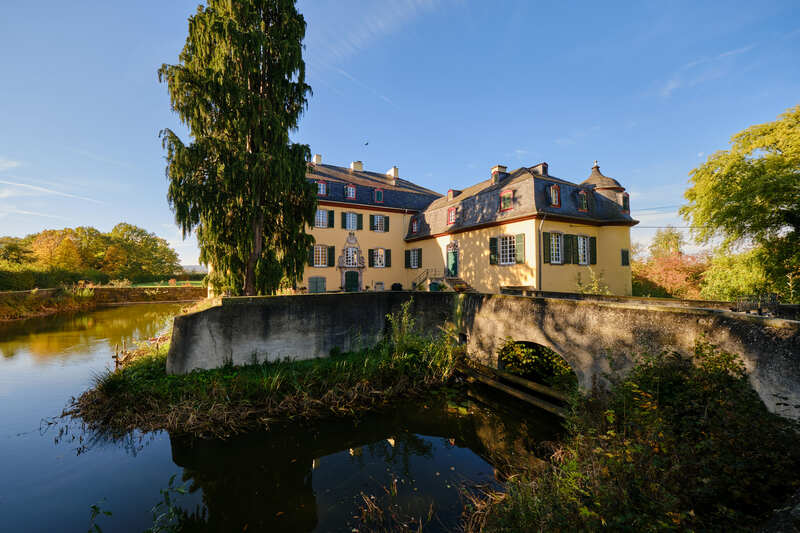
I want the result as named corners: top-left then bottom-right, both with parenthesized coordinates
top-left (551, 233), bottom-right (562, 264)
top-left (499, 235), bottom-right (515, 265)
top-left (315, 209), bottom-right (327, 228)
top-left (317, 182), bottom-right (326, 195)
top-left (313, 245), bottom-right (327, 267)
top-left (345, 212), bottom-right (357, 230)
top-left (410, 249), bottom-right (419, 268)
top-left (375, 215), bottom-right (385, 232)
top-left (345, 247), bottom-right (358, 267)
top-left (577, 236), bottom-right (588, 265)
top-left (345, 185), bottom-right (355, 199)
top-left (375, 248), bottom-right (385, 267)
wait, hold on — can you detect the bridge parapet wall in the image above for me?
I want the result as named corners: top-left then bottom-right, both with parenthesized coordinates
top-left (167, 292), bottom-right (800, 419)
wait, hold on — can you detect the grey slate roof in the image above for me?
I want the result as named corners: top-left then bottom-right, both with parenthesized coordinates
top-left (307, 163), bottom-right (441, 211)
top-left (405, 166), bottom-right (637, 240)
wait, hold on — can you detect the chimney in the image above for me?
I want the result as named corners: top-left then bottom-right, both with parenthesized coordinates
top-left (531, 162), bottom-right (548, 176)
top-left (312, 154), bottom-right (322, 165)
top-left (350, 160), bottom-right (363, 172)
top-left (447, 189), bottom-right (461, 201)
top-left (491, 164), bottom-right (508, 185)
top-left (386, 166), bottom-right (399, 186)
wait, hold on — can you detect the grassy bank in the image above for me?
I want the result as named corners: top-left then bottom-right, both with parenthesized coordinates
top-left (465, 341), bottom-right (800, 532)
top-left (67, 302), bottom-right (462, 439)
top-left (0, 287), bottom-right (95, 321)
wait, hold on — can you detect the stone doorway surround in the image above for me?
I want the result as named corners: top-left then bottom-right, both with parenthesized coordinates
top-left (337, 232), bottom-right (365, 291)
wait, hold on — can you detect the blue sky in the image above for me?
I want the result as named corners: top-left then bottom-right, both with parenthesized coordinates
top-left (1, 1), bottom-right (798, 264)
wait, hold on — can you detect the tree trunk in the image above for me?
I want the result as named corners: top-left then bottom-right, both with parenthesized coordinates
top-left (243, 210), bottom-right (264, 296)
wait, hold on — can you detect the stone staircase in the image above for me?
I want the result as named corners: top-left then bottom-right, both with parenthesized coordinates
top-left (443, 277), bottom-right (477, 293)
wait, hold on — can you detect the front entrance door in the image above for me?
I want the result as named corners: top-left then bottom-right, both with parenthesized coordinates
top-left (344, 270), bottom-right (359, 292)
top-left (447, 250), bottom-right (458, 277)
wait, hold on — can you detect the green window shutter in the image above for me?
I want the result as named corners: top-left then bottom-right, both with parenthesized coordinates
top-left (589, 236), bottom-right (597, 264)
top-left (405, 250), bottom-right (411, 268)
top-left (417, 248), bottom-right (422, 267)
top-left (385, 249), bottom-right (391, 267)
top-left (369, 214), bottom-right (376, 231)
top-left (308, 246), bottom-right (314, 266)
top-left (515, 234), bottom-right (525, 264)
top-left (489, 237), bottom-right (498, 265)
top-left (563, 234), bottom-right (573, 264)
top-left (327, 210), bottom-right (334, 228)
top-left (327, 246), bottom-right (335, 267)
top-left (571, 235), bottom-right (580, 264)
top-left (368, 249), bottom-right (375, 267)
top-left (357, 213), bottom-right (363, 230)
top-left (542, 232), bottom-right (551, 263)
top-left (341, 212), bottom-right (347, 228)
top-left (384, 216), bottom-right (389, 232)
top-left (621, 249), bottom-right (630, 266)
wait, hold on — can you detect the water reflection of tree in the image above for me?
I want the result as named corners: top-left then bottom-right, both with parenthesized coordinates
top-left (360, 432), bottom-right (434, 478)
top-left (0, 303), bottom-right (183, 360)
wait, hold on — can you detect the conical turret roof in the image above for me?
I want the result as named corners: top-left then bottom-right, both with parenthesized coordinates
top-left (581, 161), bottom-right (623, 189)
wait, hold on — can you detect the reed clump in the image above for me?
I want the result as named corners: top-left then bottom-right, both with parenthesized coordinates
top-left (67, 300), bottom-right (462, 439)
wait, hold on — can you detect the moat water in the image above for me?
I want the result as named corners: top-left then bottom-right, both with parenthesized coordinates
top-left (0, 303), bottom-right (562, 532)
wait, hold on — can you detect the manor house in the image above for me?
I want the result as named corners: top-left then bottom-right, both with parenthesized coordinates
top-left (303, 155), bottom-right (637, 295)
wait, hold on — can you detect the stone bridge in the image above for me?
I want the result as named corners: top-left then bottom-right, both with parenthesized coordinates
top-left (167, 292), bottom-right (800, 419)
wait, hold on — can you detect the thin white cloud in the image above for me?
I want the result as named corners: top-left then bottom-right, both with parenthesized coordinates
top-left (333, 67), bottom-right (397, 107)
top-left (0, 157), bottom-right (22, 172)
top-left (69, 148), bottom-right (131, 168)
top-left (660, 44), bottom-right (756, 98)
top-left (306, 0), bottom-right (446, 63)
top-left (0, 177), bottom-right (106, 204)
top-left (0, 206), bottom-right (71, 220)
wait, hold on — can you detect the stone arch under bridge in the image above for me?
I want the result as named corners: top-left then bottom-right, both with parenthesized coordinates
top-left (167, 292), bottom-right (800, 420)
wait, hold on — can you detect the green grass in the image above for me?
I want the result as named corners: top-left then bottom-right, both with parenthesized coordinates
top-left (70, 300), bottom-right (462, 438)
top-left (466, 341), bottom-right (800, 532)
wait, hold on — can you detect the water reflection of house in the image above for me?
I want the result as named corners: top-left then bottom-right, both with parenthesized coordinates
top-left (303, 155), bottom-right (637, 295)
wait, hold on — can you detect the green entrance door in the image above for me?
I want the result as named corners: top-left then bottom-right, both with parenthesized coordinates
top-left (344, 271), bottom-right (359, 292)
top-left (447, 250), bottom-right (458, 277)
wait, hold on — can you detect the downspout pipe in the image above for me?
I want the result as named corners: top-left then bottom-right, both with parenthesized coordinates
top-left (536, 213), bottom-right (547, 292)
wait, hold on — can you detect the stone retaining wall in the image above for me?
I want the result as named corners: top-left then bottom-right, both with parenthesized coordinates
top-left (167, 292), bottom-right (800, 420)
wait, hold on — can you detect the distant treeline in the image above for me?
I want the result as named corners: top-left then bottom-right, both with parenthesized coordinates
top-left (0, 223), bottom-right (198, 291)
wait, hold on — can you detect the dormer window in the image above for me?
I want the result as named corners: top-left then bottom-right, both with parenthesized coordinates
top-left (374, 189), bottom-right (384, 203)
top-left (411, 218), bottom-right (419, 233)
top-left (447, 207), bottom-right (457, 225)
top-left (345, 184), bottom-right (356, 199)
top-left (621, 193), bottom-right (630, 213)
top-left (317, 181), bottom-right (327, 196)
top-left (577, 190), bottom-right (589, 212)
top-left (500, 190), bottom-right (514, 212)
top-left (548, 184), bottom-right (561, 207)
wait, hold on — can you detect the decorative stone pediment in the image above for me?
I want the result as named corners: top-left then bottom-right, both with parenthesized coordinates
top-left (337, 232), bottom-right (365, 269)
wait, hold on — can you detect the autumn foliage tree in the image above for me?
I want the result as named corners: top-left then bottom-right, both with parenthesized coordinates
top-left (159, 0), bottom-right (316, 296)
top-left (681, 105), bottom-right (800, 302)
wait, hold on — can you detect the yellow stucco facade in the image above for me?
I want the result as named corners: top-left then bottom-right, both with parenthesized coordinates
top-left (302, 206), bottom-right (632, 296)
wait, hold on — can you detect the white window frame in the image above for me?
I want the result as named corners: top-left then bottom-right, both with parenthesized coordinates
top-left (317, 181), bottom-right (327, 195)
top-left (577, 235), bottom-right (589, 265)
top-left (344, 212), bottom-right (358, 230)
top-left (410, 248), bottom-right (420, 269)
top-left (499, 235), bottom-right (516, 266)
top-left (374, 215), bottom-right (386, 232)
top-left (411, 219), bottom-right (419, 233)
top-left (315, 209), bottom-right (328, 228)
top-left (344, 246), bottom-right (359, 267)
top-left (374, 248), bottom-right (386, 268)
top-left (345, 184), bottom-right (356, 199)
top-left (447, 207), bottom-right (456, 225)
top-left (550, 232), bottom-right (563, 264)
top-left (313, 244), bottom-right (328, 267)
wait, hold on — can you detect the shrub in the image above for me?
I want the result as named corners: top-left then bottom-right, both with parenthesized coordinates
top-left (497, 338), bottom-right (577, 391)
top-left (475, 342), bottom-right (800, 532)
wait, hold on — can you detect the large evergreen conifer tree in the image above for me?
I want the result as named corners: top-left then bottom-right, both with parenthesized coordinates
top-left (159, 0), bottom-right (315, 296)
